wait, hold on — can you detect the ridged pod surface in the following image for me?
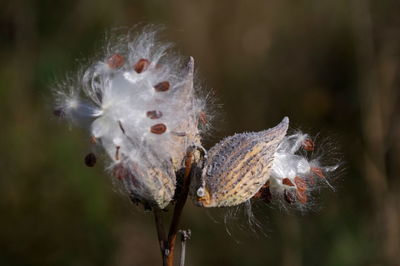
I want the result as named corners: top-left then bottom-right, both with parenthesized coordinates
top-left (193, 117), bottom-right (289, 207)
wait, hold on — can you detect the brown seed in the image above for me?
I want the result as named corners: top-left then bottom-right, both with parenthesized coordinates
top-left (303, 138), bottom-right (315, 151)
top-left (261, 186), bottom-right (272, 203)
top-left (134, 58), bottom-right (150, 73)
top-left (146, 110), bottom-right (163, 119)
top-left (296, 189), bottom-right (308, 204)
top-left (107, 54), bottom-right (125, 69)
top-left (199, 111), bottom-right (208, 125)
top-left (282, 178), bottom-right (295, 186)
top-left (294, 176), bottom-right (307, 192)
top-left (154, 81), bottom-right (170, 92)
top-left (311, 167), bottom-right (325, 179)
top-left (253, 181), bottom-right (272, 203)
top-left (84, 153), bottom-right (97, 167)
top-left (150, 123), bottom-right (167, 134)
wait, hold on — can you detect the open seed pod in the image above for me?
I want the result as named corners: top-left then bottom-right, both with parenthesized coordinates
top-left (192, 117), bottom-right (289, 207)
top-left (54, 29), bottom-right (206, 210)
top-left (168, 57), bottom-right (203, 170)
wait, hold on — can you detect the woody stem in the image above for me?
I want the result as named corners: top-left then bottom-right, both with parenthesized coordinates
top-left (153, 151), bottom-right (194, 266)
top-left (154, 209), bottom-right (167, 266)
top-left (165, 151), bottom-right (193, 266)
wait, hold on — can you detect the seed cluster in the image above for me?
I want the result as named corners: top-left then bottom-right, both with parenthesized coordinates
top-left (53, 29), bottom-right (205, 209)
top-left (54, 28), bottom-right (338, 213)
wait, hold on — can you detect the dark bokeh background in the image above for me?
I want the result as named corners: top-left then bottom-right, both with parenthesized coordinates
top-left (1, 0), bottom-right (400, 265)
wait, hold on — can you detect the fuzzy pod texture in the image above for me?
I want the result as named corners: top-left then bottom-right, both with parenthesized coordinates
top-left (53, 28), bottom-right (206, 209)
top-left (193, 117), bottom-right (339, 208)
top-left (193, 117), bottom-right (289, 207)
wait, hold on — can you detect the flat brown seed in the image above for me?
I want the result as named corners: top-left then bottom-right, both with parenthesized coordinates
top-left (296, 189), bottom-right (308, 204)
top-left (253, 181), bottom-right (272, 203)
top-left (311, 167), bottom-right (325, 179)
top-left (107, 54), bottom-right (125, 69)
top-left (150, 123), bottom-right (167, 134)
top-left (154, 81), bottom-right (170, 92)
top-left (199, 111), bottom-right (208, 125)
top-left (262, 186), bottom-right (273, 203)
top-left (84, 153), bottom-right (96, 167)
top-left (134, 58), bottom-right (150, 73)
top-left (294, 176), bottom-right (307, 192)
top-left (282, 178), bottom-right (295, 186)
top-left (146, 110), bottom-right (163, 119)
top-left (303, 138), bottom-right (315, 151)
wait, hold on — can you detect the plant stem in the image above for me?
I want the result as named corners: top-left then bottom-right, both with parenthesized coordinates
top-left (154, 209), bottom-right (167, 266)
top-left (166, 151), bottom-right (193, 265)
top-left (153, 151), bottom-right (194, 266)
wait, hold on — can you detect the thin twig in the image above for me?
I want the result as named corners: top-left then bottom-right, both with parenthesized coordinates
top-left (178, 229), bottom-right (191, 266)
top-left (165, 151), bottom-right (194, 266)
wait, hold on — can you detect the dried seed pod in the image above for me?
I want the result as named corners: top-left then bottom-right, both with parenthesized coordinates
top-left (53, 29), bottom-right (207, 211)
top-left (113, 161), bottom-right (176, 209)
top-left (193, 117), bottom-right (289, 207)
top-left (134, 58), bottom-right (150, 73)
top-left (168, 57), bottom-right (203, 170)
top-left (107, 54), bottom-right (125, 68)
top-left (84, 152), bottom-right (97, 167)
top-left (154, 81), bottom-right (170, 92)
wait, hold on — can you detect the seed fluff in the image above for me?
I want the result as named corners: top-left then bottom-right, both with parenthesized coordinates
top-left (53, 27), bottom-right (207, 209)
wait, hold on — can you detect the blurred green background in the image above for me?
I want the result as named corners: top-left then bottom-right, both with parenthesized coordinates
top-left (1, 0), bottom-right (400, 265)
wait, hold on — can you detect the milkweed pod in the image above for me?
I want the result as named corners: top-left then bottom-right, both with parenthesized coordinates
top-left (169, 57), bottom-right (203, 170)
top-left (193, 117), bottom-right (289, 207)
top-left (113, 158), bottom-right (177, 209)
